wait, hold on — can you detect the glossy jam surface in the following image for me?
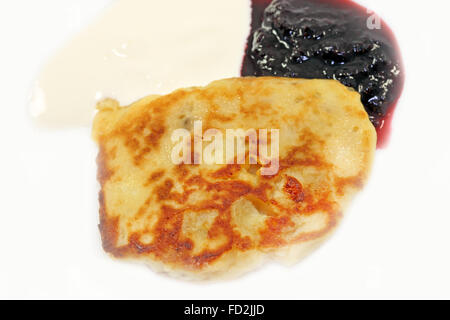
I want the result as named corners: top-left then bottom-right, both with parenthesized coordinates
top-left (242, 0), bottom-right (404, 147)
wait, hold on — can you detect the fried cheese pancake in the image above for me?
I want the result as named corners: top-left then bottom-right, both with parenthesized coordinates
top-left (93, 77), bottom-right (376, 279)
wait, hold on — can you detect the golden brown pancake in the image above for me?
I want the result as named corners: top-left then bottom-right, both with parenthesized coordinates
top-left (93, 77), bottom-right (376, 279)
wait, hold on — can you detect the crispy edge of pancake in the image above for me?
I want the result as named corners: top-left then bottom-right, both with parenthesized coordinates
top-left (92, 77), bottom-right (376, 280)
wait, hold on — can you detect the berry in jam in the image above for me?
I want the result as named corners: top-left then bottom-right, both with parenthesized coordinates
top-left (242, 0), bottom-right (404, 147)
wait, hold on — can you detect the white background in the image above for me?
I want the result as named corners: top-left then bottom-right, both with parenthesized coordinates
top-left (0, 0), bottom-right (449, 299)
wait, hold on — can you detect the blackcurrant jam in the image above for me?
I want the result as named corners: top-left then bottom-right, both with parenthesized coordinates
top-left (242, 0), bottom-right (404, 148)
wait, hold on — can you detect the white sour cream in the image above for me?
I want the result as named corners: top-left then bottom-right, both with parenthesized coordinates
top-left (30, 0), bottom-right (251, 127)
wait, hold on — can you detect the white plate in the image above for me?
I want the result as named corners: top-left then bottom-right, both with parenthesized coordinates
top-left (0, 0), bottom-right (449, 299)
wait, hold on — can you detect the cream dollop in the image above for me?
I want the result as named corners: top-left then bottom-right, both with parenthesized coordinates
top-left (30, 0), bottom-right (251, 127)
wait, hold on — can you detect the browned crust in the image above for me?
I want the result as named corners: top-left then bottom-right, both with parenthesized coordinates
top-left (96, 136), bottom-right (362, 268)
top-left (94, 77), bottom-right (375, 273)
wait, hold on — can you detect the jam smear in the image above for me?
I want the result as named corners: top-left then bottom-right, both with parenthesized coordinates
top-left (242, 0), bottom-right (404, 148)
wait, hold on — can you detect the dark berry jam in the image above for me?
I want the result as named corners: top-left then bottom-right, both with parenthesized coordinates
top-left (242, 0), bottom-right (404, 148)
